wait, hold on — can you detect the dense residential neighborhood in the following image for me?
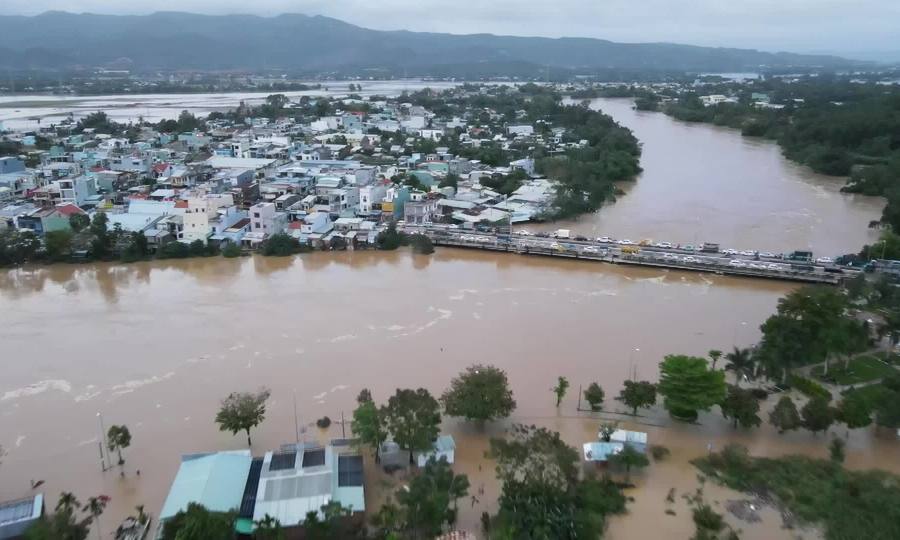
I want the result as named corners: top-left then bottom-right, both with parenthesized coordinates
top-left (0, 86), bottom-right (581, 261)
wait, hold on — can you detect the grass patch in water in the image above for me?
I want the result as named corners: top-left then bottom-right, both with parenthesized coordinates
top-left (693, 444), bottom-right (900, 540)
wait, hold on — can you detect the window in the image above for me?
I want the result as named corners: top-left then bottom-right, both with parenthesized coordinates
top-left (255, 223), bottom-right (260, 228)
top-left (253, 213), bottom-right (260, 218)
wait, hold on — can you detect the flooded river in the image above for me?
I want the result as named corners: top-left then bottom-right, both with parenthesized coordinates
top-left (0, 96), bottom-right (895, 539)
top-left (532, 98), bottom-right (885, 257)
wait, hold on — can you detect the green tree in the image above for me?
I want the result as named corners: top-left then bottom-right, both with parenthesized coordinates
top-left (769, 395), bottom-right (803, 433)
top-left (875, 389), bottom-right (900, 429)
top-left (351, 392), bottom-right (387, 463)
top-left (708, 349), bottom-right (723, 370)
top-left (440, 364), bottom-right (516, 422)
top-left (120, 231), bottom-right (149, 262)
top-left (552, 376), bottom-right (569, 407)
top-left (215, 388), bottom-right (271, 446)
top-left (85, 496), bottom-right (108, 540)
top-left (657, 355), bottom-right (727, 420)
top-left (616, 380), bottom-right (657, 415)
top-left (836, 392), bottom-right (873, 429)
top-left (396, 457), bottom-right (469, 538)
top-left (376, 222), bottom-right (406, 250)
top-left (382, 388), bottom-right (442, 464)
top-left (88, 212), bottom-right (112, 259)
top-left (160, 503), bottom-right (235, 540)
top-left (801, 396), bottom-right (835, 435)
top-left (719, 385), bottom-right (761, 429)
top-left (106, 424), bottom-right (132, 466)
top-left (44, 230), bottom-right (73, 262)
top-left (583, 382), bottom-right (605, 411)
top-left (608, 444), bottom-right (649, 483)
top-left (303, 501), bottom-right (363, 540)
top-left (724, 347), bottom-right (755, 385)
top-left (261, 233), bottom-right (301, 256)
top-left (488, 424), bottom-right (626, 539)
top-left (253, 514), bottom-right (284, 540)
top-left (69, 213), bottom-right (90, 233)
top-left (221, 241), bottom-right (242, 258)
top-left (25, 492), bottom-right (92, 540)
top-left (408, 234), bottom-right (435, 255)
top-left (829, 437), bottom-right (846, 464)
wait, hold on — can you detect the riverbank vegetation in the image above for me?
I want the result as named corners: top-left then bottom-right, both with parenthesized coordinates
top-left (404, 84), bottom-right (642, 220)
top-left (660, 77), bottom-right (900, 235)
top-left (694, 444), bottom-right (900, 540)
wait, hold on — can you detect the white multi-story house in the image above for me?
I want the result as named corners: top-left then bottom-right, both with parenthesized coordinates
top-left (249, 202), bottom-right (287, 236)
top-left (359, 183), bottom-right (388, 215)
top-left (182, 193), bottom-right (236, 244)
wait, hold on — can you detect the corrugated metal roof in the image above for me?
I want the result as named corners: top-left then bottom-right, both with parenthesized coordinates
top-left (159, 450), bottom-right (252, 520)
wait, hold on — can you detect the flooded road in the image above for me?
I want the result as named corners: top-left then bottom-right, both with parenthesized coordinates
top-left (531, 98), bottom-right (885, 257)
top-left (2, 252), bottom-right (898, 538)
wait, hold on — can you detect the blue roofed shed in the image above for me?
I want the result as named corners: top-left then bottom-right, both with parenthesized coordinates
top-left (158, 450), bottom-right (252, 529)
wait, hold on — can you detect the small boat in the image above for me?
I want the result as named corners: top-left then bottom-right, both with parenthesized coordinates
top-left (115, 516), bottom-right (151, 540)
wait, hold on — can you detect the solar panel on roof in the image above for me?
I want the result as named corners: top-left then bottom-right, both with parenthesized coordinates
top-left (338, 455), bottom-right (364, 487)
top-left (269, 451), bottom-right (297, 471)
top-left (302, 448), bottom-right (325, 468)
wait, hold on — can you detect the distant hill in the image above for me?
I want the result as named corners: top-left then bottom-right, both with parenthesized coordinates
top-left (0, 11), bottom-right (860, 75)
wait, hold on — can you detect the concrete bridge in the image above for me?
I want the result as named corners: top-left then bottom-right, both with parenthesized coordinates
top-left (406, 226), bottom-right (850, 285)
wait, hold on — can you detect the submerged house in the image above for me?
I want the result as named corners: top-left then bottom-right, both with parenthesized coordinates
top-left (0, 494), bottom-right (43, 540)
top-left (156, 450), bottom-right (253, 538)
top-left (415, 435), bottom-right (456, 467)
top-left (241, 443), bottom-right (365, 538)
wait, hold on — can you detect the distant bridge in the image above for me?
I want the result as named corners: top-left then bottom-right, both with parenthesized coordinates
top-left (406, 226), bottom-right (850, 285)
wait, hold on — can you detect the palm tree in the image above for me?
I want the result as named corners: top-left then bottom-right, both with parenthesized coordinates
top-left (86, 495), bottom-right (110, 540)
top-left (725, 347), bottom-right (755, 386)
top-left (708, 350), bottom-right (723, 370)
top-left (107, 425), bottom-right (132, 467)
top-left (56, 492), bottom-right (80, 514)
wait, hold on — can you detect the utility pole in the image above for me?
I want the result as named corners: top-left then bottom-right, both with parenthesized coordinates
top-left (96, 412), bottom-right (109, 471)
top-left (293, 391), bottom-right (300, 445)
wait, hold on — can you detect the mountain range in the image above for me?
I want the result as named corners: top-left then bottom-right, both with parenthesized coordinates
top-left (0, 11), bottom-right (860, 75)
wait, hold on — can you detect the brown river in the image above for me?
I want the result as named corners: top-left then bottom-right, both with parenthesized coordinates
top-left (0, 100), bottom-right (895, 539)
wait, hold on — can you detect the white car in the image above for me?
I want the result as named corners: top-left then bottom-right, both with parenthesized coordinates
top-left (515, 230), bottom-right (533, 236)
top-left (597, 236), bottom-right (612, 243)
top-left (549, 242), bottom-right (561, 250)
top-left (722, 248), bottom-right (738, 255)
top-left (767, 263), bottom-right (782, 270)
top-left (618, 239), bottom-right (635, 245)
top-left (477, 236), bottom-right (492, 243)
top-left (582, 246), bottom-right (599, 254)
top-left (729, 260), bottom-right (747, 267)
top-left (682, 244), bottom-right (696, 251)
top-left (816, 257), bottom-right (834, 264)
top-left (662, 253), bottom-right (679, 260)
top-left (759, 252), bottom-right (776, 258)
top-left (656, 241), bottom-right (673, 249)
top-left (683, 256), bottom-right (698, 263)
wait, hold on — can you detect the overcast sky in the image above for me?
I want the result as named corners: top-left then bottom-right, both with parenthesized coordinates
top-left (5, 0), bottom-right (899, 57)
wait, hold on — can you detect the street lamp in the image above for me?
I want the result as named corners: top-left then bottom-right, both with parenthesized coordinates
top-left (628, 348), bottom-right (640, 381)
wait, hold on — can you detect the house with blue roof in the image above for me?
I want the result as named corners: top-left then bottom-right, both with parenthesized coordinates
top-left (156, 450), bottom-right (252, 539)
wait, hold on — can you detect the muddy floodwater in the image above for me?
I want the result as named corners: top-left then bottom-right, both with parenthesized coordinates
top-left (531, 99), bottom-right (885, 257)
top-left (2, 252), bottom-right (898, 538)
top-left (0, 96), bottom-right (895, 539)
